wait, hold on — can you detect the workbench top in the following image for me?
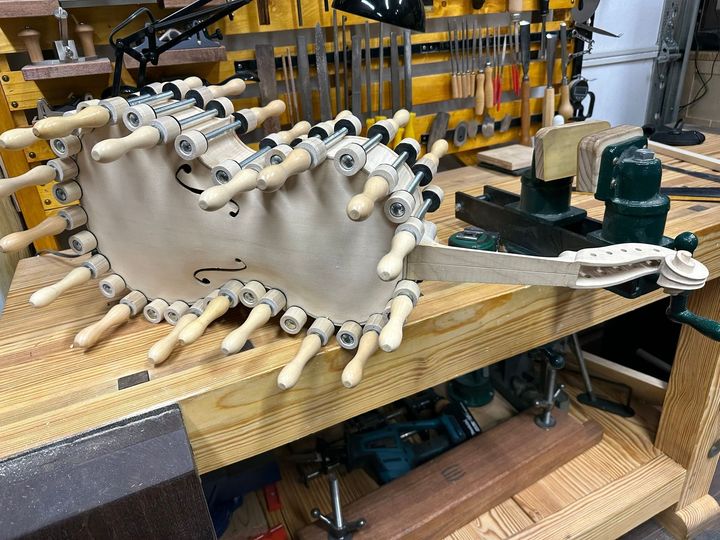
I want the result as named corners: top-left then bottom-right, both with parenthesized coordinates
top-left (1, 137), bottom-right (720, 479)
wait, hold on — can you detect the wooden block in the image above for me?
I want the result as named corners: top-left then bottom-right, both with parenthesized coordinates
top-left (0, 0), bottom-right (57, 18)
top-left (477, 144), bottom-right (534, 173)
top-left (577, 125), bottom-right (644, 193)
top-left (21, 58), bottom-right (112, 81)
top-left (534, 120), bottom-right (610, 181)
top-left (297, 410), bottom-right (602, 540)
top-left (649, 140), bottom-right (720, 172)
top-left (123, 47), bottom-right (227, 69)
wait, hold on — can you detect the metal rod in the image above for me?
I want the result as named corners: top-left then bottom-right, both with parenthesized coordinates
top-left (179, 108), bottom-right (217, 127)
top-left (239, 145), bottom-right (273, 168)
top-left (571, 333), bottom-right (595, 399)
top-left (329, 475), bottom-right (344, 529)
top-left (154, 97), bottom-right (195, 115)
top-left (542, 364), bottom-right (557, 426)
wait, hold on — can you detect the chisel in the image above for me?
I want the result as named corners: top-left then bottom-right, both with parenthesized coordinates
top-left (474, 20), bottom-right (485, 117)
top-left (378, 23), bottom-right (385, 119)
top-left (365, 21), bottom-right (373, 127)
top-left (519, 21), bottom-right (531, 146)
top-left (296, 33), bottom-right (313, 122)
top-left (342, 16), bottom-right (349, 110)
top-left (351, 34), bottom-right (362, 117)
top-left (287, 47), bottom-right (300, 126)
top-left (315, 23), bottom-right (332, 121)
top-left (542, 33), bottom-right (557, 128)
top-left (539, 0), bottom-right (549, 60)
top-left (448, 22), bottom-right (459, 99)
top-left (558, 22), bottom-right (573, 121)
top-left (390, 31), bottom-right (401, 113)
top-left (403, 29), bottom-right (416, 141)
top-left (333, 11), bottom-right (341, 116)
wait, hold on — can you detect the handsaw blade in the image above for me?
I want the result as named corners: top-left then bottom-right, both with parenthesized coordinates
top-left (315, 23), bottom-right (332, 121)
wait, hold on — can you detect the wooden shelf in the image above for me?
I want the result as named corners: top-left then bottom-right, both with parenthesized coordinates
top-left (0, 0), bottom-right (58, 18)
top-left (123, 46), bottom-right (227, 69)
top-left (21, 58), bottom-right (112, 81)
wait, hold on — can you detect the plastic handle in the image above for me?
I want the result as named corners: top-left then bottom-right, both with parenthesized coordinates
top-left (346, 175), bottom-right (391, 221)
top-left (377, 230), bottom-right (417, 281)
top-left (0, 127), bottom-right (39, 150)
top-left (29, 266), bottom-right (92, 308)
top-left (147, 313), bottom-right (197, 365)
top-left (252, 100), bottom-right (287, 126)
top-left (178, 295), bottom-right (231, 345)
top-left (341, 330), bottom-right (379, 388)
top-left (256, 148), bottom-right (312, 191)
top-left (667, 294), bottom-right (720, 342)
top-left (558, 83), bottom-right (573, 121)
top-left (275, 120), bottom-right (312, 145)
top-left (33, 106), bottom-right (110, 139)
top-left (378, 295), bottom-right (415, 352)
top-left (199, 169), bottom-right (260, 211)
top-left (484, 66), bottom-right (494, 110)
top-left (542, 87), bottom-right (555, 128)
top-left (0, 165), bottom-right (55, 198)
top-left (91, 126), bottom-right (161, 163)
top-left (0, 214), bottom-right (67, 253)
top-left (474, 73), bottom-right (485, 116)
top-left (73, 303), bottom-right (131, 349)
top-left (221, 303), bottom-right (272, 355)
top-left (209, 78), bottom-right (247, 99)
top-left (520, 79), bottom-right (531, 145)
top-left (277, 333), bottom-right (323, 390)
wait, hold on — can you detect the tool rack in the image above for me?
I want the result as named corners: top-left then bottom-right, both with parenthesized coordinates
top-left (1, 137), bottom-right (720, 538)
top-left (0, 0), bottom-right (574, 252)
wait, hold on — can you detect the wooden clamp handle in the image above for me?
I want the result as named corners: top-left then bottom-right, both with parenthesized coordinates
top-left (542, 86), bottom-right (556, 128)
top-left (251, 99), bottom-right (287, 127)
top-left (341, 330), bottom-right (379, 388)
top-left (377, 230), bottom-right (417, 281)
top-left (199, 169), bottom-right (260, 211)
top-left (221, 303), bottom-right (272, 355)
top-left (256, 148), bottom-right (312, 191)
top-left (29, 266), bottom-right (92, 308)
top-left (0, 165), bottom-right (55, 198)
top-left (0, 214), bottom-right (67, 253)
top-left (346, 175), bottom-right (391, 221)
top-left (484, 66), bottom-right (495, 111)
top-left (277, 333), bottom-right (323, 390)
top-left (33, 106), bottom-right (110, 139)
top-left (378, 295), bottom-right (414, 352)
top-left (273, 120), bottom-right (312, 145)
top-left (0, 127), bottom-right (39, 150)
top-left (91, 126), bottom-right (161, 163)
top-left (148, 313), bottom-right (197, 365)
top-left (18, 28), bottom-right (43, 63)
top-left (392, 109), bottom-right (411, 130)
top-left (208, 78), bottom-right (247, 99)
top-left (74, 23), bottom-right (96, 57)
top-left (427, 139), bottom-right (449, 160)
top-left (178, 295), bottom-right (231, 345)
top-left (475, 72), bottom-right (485, 116)
top-left (74, 303), bottom-right (131, 349)
top-left (520, 79), bottom-right (531, 146)
top-left (558, 83), bottom-right (573, 121)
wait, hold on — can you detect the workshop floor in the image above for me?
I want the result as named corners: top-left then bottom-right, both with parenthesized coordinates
top-left (621, 463), bottom-right (720, 539)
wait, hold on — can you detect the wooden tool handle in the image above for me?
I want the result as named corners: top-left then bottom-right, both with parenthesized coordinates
top-left (29, 266), bottom-right (92, 308)
top-left (221, 303), bottom-right (272, 355)
top-left (183, 76), bottom-right (204, 89)
top-left (341, 331), bottom-right (379, 388)
top-left (252, 99), bottom-right (287, 126)
top-left (0, 165), bottom-right (55, 198)
top-left (0, 127), bottom-right (39, 150)
top-left (274, 120), bottom-right (312, 145)
top-left (91, 126), bottom-right (161, 163)
top-left (199, 169), bottom-right (260, 211)
top-left (508, 0), bottom-right (523, 12)
top-left (209, 78), bottom-right (247, 99)
top-left (18, 28), bottom-right (43, 63)
top-left (377, 230), bottom-right (417, 281)
top-left (475, 73), bottom-right (485, 116)
top-left (0, 214), bottom-right (67, 253)
top-left (451, 74), bottom-right (460, 99)
top-left (148, 313), bottom-right (197, 365)
top-left (558, 83), bottom-right (573, 121)
top-left (33, 106), bottom-right (110, 139)
top-left (256, 148), bottom-right (312, 191)
top-left (277, 334), bottom-right (322, 390)
top-left (484, 66), bottom-right (495, 110)
top-left (542, 86), bottom-right (555, 128)
top-left (74, 303), bottom-right (131, 349)
top-left (346, 175), bottom-right (390, 221)
top-left (428, 139), bottom-right (449, 160)
top-left (520, 79), bottom-right (531, 146)
top-left (391, 109), bottom-right (411, 130)
top-left (74, 23), bottom-right (96, 57)
top-left (178, 295), bottom-right (231, 345)
top-left (378, 295), bottom-right (414, 352)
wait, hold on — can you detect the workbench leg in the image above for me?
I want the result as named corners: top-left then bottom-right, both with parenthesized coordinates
top-left (655, 278), bottom-right (720, 539)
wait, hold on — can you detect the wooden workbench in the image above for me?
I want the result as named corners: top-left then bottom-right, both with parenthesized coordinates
top-left (2, 137), bottom-right (720, 538)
